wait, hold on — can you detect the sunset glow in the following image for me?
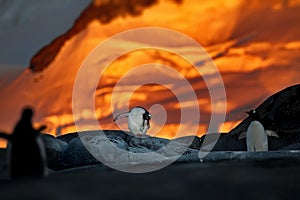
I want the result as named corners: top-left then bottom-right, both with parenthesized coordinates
top-left (1, 0), bottom-right (300, 147)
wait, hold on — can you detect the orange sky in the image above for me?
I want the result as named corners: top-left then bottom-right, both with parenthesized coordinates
top-left (1, 0), bottom-right (300, 147)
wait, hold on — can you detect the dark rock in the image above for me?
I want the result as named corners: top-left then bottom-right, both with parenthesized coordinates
top-left (210, 133), bottom-right (247, 151)
top-left (200, 150), bottom-right (300, 163)
top-left (41, 134), bottom-right (68, 169)
top-left (176, 150), bottom-right (300, 165)
top-left (59, 131), bottom-right (133, 169)
top-left (268, 133), bottom-right (300, 150)
top-left (106, 134), bottom-right (129, 150)
top-left (57, 130), bottom-right (133, 143)
top-left (280, 143), bottom-right (300, 150)
top-left (128, 136), bottom-right (170, 150)
top-left (103, 130), bottom-right (134, 142)
top-left (57, 132), bottom-right (78, 143)
top-left (173, 134), bottom-right (246, 152)
top-left (60, 137), bottom-right (100, 169)
top-left (173, 136), bottom-right (203, 149)
top-left (53, 131), bottom-right (203, 169)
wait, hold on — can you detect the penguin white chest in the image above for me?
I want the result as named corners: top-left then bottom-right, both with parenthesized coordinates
top-left (246, 121), bottom-right (268, 152)
top-left (128, 112), bottom-right (149, 136)
top-left (114, 106), bottom-right (151, 137)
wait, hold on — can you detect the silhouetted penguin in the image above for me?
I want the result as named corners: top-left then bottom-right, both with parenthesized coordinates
top-left (0, 108), bottom-right (47, 179)
top-left (114, 106), bottom-right (151, 137)
top-left (239, 110), bottom-right (278, 152)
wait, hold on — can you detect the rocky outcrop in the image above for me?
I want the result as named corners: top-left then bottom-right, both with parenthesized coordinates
top-left (43, 130), bottom-right (196, 170)
top-left (225, 84), bottom-right (300, 150)
top-left (230, 84), bottom-right (300, 137)
top-left (41, 134), bottom-right (68, 169)
top-left (35, 84), bottom-right (300, 170)
top-left (41, 130), bottom-right (300, 170)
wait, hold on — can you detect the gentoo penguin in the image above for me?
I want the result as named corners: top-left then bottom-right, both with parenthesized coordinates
top-left (0, 108), bottom-right (48, 178)
top-left (239, 110), bottom-right (278, 152)
top-left (113, 106), bottom-right (151, 137)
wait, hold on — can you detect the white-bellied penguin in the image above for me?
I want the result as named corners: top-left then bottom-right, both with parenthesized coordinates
top-left (239, 110), bottom-right (278, 152)
top-left (113, 106), bottom-right (151, 137)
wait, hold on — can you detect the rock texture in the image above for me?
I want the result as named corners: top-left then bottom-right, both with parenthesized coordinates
top-left (44, 130), bottom-right (196, 170)
top-left (41, 134), bottom-right (68, 169)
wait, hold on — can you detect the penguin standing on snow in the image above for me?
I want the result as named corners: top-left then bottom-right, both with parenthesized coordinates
top-left (240, 110), bottom-right (278, 152)
top-left (0, 108), bottom-right (48, 178)
top-left (114, 106), bottom-right (151, 137)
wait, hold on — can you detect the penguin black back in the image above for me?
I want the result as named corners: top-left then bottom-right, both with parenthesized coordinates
top-left (7, 107), bottom-right (47, 178)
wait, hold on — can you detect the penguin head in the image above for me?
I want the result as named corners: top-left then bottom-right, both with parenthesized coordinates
top-left (246, 109), bottom-right (260, 121)
top-left (22, 108), bottom-right (34, 121)
top-left (130, 106), bottom-right (151, 121)
top-left (141, 107), bottom-right (151, 122)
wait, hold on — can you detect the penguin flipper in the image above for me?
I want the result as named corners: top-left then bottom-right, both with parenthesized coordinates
top-left (37, 125), bottom-right (47, 133)
top-left (113, 112), bottom-right (129, 122)
top-left (0, 132), bottom-right (12, 141)
top-left (265, 130), bottom-right (279, 138)
top-left (238, 132), bottom-right (247, 140)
